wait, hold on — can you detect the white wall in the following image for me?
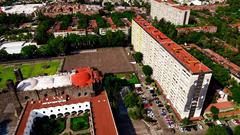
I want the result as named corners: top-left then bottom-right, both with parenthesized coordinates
top-left (23, 102), bottom-right (91, 135)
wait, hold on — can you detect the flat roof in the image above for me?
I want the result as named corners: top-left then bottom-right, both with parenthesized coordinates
top-left (1, 4), bottom-right (44, 14)
top-left (154, 0), bottom-right (189, 10)
top-left (15, 91), bottom-right (118, 135)
top-left (0, 41), bottom-right (25, 54)
top-left (133, 16), bottom-right (211, 74)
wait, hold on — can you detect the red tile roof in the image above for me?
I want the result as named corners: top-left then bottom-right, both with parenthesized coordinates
top-left (203, 49), bottom-right (240, 77)
top-left (15, 91), bottom-right (118, 135)
top-left (205, 102), bottom-right (235, 112)
top-left (176, 26), bottom-right (217, 33)
top-left (71, 67), bottom-right (101, 87)
top-left (154, 0), bottom-right (189, 10)
top-left (133, 16), bottom-right (211, 74)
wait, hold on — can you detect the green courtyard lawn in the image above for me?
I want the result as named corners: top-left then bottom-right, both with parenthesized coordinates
top-left (0, 59), bottom-right (61, 89)
top-left (115, 73), bottom-right (139, 84)
top-left (32, 117), bottom-right (66, 135)
top-left (71, 113), bottom-right (89, 131)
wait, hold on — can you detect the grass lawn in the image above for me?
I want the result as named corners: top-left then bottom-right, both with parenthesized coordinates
top-left (32, 117), bottom-right (66, 135)
top-left (115, 73), bottom-right (139, 84)
top-left (0, 59), bottom-right (61, 89)
top-left (71, 113), bottom-right (89, 131)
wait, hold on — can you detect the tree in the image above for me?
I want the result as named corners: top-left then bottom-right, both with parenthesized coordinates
top-left (234, 125), bottom-right (240, 135)
top-left (210, 106), bottom-right (219, 115)
top-left (21, 45), bottom-right (38, 58)
top-left (134, 52), bottom-right (143, 63)
top-left (205, 125), bottom-right (228, 135)
top-left (142, 65), bottom-right (153, 76)
top-left (45, 37), bottom-right (65, 56)
top-left (145, 76), bottom-right (153, 84)
top-left (0, 49), bottom-right (8, 60)
top-left (181, 117), bottom-right (191, 126)
top-left (124, 92), bottom-right (140, 108)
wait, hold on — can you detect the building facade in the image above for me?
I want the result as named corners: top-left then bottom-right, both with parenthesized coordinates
top-left (150, 0), bottom-right (190, 25)
top-left (132, 16), bottom-right (212, 119)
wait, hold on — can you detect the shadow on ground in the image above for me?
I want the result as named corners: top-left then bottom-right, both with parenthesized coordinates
top-left (0, 119), bottom-right (11, 135)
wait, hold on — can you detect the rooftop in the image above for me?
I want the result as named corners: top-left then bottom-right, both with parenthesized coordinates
top-left (17, 67), bottom-right (102, 91)
top-left (154, 0), bottom-right (189, 10)
top-left (15, 91), bottom-right (118, 135)
top-left (205, 101), bottom-right (235, 112)
top-left (1, 4), bottom-right (44, 14)
top-left (0, 41), bottom-right (36, 54)
top-left (133, 16), bottom-right (211, 74)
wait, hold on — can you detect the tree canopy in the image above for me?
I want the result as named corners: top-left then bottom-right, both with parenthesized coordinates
top-left (21, 45), bottom-right (38, 58)
top-left (134, 52), bottom-right (143, 63)
top-left (205, 125), bottom-right (228, 135)
top-left (142, 65), bottom-right (153, 76)
top-left (234, 125), bottom-right (240, 135)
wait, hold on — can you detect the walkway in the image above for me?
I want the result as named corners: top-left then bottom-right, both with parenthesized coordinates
top-left (60, 115), bottom-right (90, 135)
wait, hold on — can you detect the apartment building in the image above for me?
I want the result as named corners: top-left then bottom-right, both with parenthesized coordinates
top-left (132, 16), bottom-right (212, 119)
top-left (150, 0), bottom-right (190, 25)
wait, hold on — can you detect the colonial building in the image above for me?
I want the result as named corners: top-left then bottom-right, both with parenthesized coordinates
top-left (6, 67), bottom-right (118, 135)
top-left (132, 16), bottom-right (212, 119)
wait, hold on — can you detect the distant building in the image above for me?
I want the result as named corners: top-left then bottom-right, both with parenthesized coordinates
top-left (176, 26), bottom-right (217, 34)
top-left (150, 0), bottom-right (190, 25)
top-left (0, 41), bottom-right (37, 54)
top-left (132, 16), bottom-right (212, 119)
top-left (1, 4), bottom-right (45, 15)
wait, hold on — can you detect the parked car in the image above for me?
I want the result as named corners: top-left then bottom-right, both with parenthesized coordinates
top-left (192, 126), bottom-right (198, 131)
top-left (152, 94), bottom-right (157, 97)
top-left (161, 109), bottom-right (167, 116)
top-left (197, 124), bottom-right (203, 130)
top-left (158, 104), bottom-right (164, 107)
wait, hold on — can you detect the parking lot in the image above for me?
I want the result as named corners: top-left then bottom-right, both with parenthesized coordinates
top-left (132, 61), bottom-right (207, 135)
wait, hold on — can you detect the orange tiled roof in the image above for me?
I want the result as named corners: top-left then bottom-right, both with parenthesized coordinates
top-left (154, 0), bottom-right (189, 10)
top-left (134, 16), bottom-right (211, 74)
top-left (15, 91), bottom-right (118, 135)
top-left (205, 101), bottom-right (235, 112)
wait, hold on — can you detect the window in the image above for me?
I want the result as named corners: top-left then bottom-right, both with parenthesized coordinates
top-left (44, 94), bottom-right (48, 97)
top-left (78, 93), bottom-right (81, 96)
top-left (84, 92), bottom-right (87, 96)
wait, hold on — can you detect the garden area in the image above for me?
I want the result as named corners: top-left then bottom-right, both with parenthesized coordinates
top-left (70, 112), bottom-right (90, 131)
top-left (31, 116), bottom-right (66, 135)
top-left (0, 59), bottom-right (61, 89)
top-left (115, 73), bottom-right (139, 84)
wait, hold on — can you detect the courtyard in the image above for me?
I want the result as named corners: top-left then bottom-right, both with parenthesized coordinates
top-left (31, 112), bottom-right (92, 135)
top-left (0, 59), bottom-right (62, 89)
top-left (63, 47), bottom-right (134, 74)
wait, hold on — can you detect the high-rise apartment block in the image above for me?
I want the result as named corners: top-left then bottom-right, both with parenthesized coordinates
top-left (132, 16), bottom-right (212, 119)
top-left (150, 0), bottom-right (190, 25)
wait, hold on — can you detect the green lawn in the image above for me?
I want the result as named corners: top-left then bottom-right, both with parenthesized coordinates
top-left (0, 59), bottom-right (61, 89)
top-left (115, 73), bottom-right (139, 84)
top-left (32, 117), bottom-right (66, 135)
top-left (71, 113), bottom-right (89, 131)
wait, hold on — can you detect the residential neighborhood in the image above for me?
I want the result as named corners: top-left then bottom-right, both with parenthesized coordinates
top-left (0, 0), bottom-right (240, 135)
